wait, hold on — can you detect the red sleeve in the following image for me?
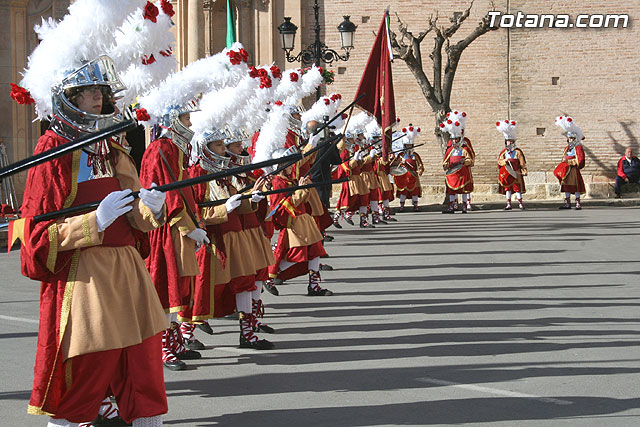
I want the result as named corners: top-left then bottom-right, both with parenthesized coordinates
top-left (140, 138), bottom-right (189, 221)
top-left (268, 176), bottom-right (296, 229)
top-left (19, 131), bottom-right (76, 282)
top-left (617, 158), bottom-right (627, 179)
top-left (575, 145), bottom-right (586, 169)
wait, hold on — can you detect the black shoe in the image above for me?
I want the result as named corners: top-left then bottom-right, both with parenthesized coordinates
top-left (91, 415), bottom-right (132, 426)
top-left (176, 349), bottom-right (201, 360)
top-left (254, 323), bottom-right (275, 334)
top-left (163, 359), bottom-right (187, 371)
top-left (264, 281), bottom-right (279, 296)
top-left (333, 222), bottom-right (342, 229)
top-left (442, 208), bottom-right (455, 214)
top-left (184, 338), bottom-right (205, 351)
top-left (196, 322), bottom-right (214, 335)
top-left (320, 263), bottom-right (334, 271)
top-left (320, 253), bottom-right (330, 258)
top-left (324, 234), bottom-right (335, 241)
top-left (239, 334), bottom-right (275, 350)
top-left (307, 285), bottom-right (334, 296)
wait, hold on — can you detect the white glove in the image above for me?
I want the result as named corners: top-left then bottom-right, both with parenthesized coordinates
top-left (251, 191), bottom-right (265, 203)
top-left (224, 193), bottom-right (242, 213)
top-left (369, 148), bottom-right (378, 158)
top-left (355, 151), bottom-right (363, 161)
top-left (96, 189), bottom-right (134, 232)
top-left (308, 132), bottom-right (322, 148)
top-left (139, 182), bottom-right (165, 218)
top-left (186, 228), bottom-right (210, 245)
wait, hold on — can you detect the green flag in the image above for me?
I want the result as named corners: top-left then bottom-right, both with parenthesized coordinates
top-left (226, 0), bottom-right (236, 48)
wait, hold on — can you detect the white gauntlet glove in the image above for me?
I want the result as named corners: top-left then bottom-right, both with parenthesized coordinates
top-left (369, 148), bottom-right (378, 158)
top-left (308, 132), bottom-right (322, 148)
top-left (224, 194), bottom-right (242, 213)
top-left (96, 189), bottom-right (134, 232)
top-left (355, 151), bottom-right (363, 161)
top-left (139, 182), bottom-right (165, 218)
top-left (251, 191), bottom-right (265, 203)
top-left (186, 228), bottom-right (210, 245)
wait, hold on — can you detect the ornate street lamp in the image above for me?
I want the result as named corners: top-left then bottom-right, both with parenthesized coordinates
top-left (278, 0), bottom-right (357, 68)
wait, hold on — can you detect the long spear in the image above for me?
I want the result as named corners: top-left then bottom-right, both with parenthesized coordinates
top-left (17, 151), bottom-right (303, 224)
top-left (0, 120), bottom-right (137, 179)
top-left (198, 177), bottom-right (349, 208)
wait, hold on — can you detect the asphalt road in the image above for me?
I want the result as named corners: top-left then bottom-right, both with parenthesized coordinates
top-left (1, 207), bottom-right (639, 426)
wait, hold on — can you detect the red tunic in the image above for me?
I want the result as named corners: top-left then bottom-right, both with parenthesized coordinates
top-left (557, 144), bottom-right (586, 193)
top-left (268, 174), bottom-right (326, 281)
top-left (19, 131), bottom-right (164, 418)
top-left (140, 138), bottom-right (199, 312)
top-left (394, 153), bottom-right (423, 198)
top-left (443, 145), bottom-right (474, 194)
top-left (497, 148), bottom-right (527, 194)
top-left (336, 150), bottom-right (369, 210)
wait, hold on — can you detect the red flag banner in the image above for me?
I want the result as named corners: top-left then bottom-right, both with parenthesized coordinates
top-left (354, 9), bottom-right (396, 158)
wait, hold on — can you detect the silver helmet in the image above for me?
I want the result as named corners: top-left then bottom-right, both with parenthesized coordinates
top-left (198, 127), bottom-right (232, 173)
top-left (226, 127), bottom-right (252, 167)
top-left (50, 55), bottom-right (126, 142)
top-left (505, 139), bottom-right (517, 152)
top-left (160, 98), bottom-right (200, 156)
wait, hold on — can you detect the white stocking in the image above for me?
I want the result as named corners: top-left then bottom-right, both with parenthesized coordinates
top-left (565, 192), bottom-right (572, 199)
top-left (235, 291), bottom-right (251, 314)
top-left (515, 192), bottom-right (522, 199)
top-left (166, 312), bottom-right (177, 322)
top-left (308, 257), bottom-right (320, 272)
top-left (252, 283), bottom-right (262, 301)
top-left (449, 194), bottom-right (456, 202)
top-left (369, 200), bottom-right (378, 211)
top-left (383, 199), bottom-right (390, 208)
top-left (506, 190), bottom-right (512, 201)
top-left (133, 416), bottom-right (163, 427)
top-left (574, 192), bottom-right (581, 199)
top-left (462, 194), bottom-right (468, 203)
top-left (400, 194), bottom-right (407, 203)
top-left (279, 259), bottom-right (295, 272)
top-left (358, 206), bottom-right (367, 215)
top-left (411, 196), bottom-right (418, 203)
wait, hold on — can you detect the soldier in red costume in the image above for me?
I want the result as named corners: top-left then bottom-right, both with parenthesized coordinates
top-left (393, 125), bottom-right (424, 212)
top-left (266, 148), bottom-right (334, 296)
top-left (496, 120), bottom-right (528, 210)
top-left (554, 115), bottom-right (586, 210)
top-left (441, 118), bottom-right (474, 214)
top-left (140, 101), bottom-right (207, 371)
top-left (17, 57), bottom-right (169, 427)
top-left (188, 126), bottom-right (275, 349)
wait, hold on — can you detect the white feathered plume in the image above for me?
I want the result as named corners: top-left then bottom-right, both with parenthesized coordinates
top-left (496, 119), bottom-right (517, 140)
top-left (138, 43), bottom-right (250, 123)
top-left (555, 115), bottom-right (584, 142)
top-left (109, 1), bottom-right (178, 108)
top-left (19, 0), bottom-right (145, 119)
top-left (252, 102), bottom-right (290, 163)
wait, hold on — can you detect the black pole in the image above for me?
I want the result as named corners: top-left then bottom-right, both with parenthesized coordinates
top-left (0, 120), bottom-right (137, 179)
top-left (31, 151), bottom-right (304, 223)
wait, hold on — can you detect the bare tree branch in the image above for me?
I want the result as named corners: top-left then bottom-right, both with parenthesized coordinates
top-left (444, 0), bottom-right (474, 38)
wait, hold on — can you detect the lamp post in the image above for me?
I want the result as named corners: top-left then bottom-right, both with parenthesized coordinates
top-left (278, 0), bottom-right (357, 100)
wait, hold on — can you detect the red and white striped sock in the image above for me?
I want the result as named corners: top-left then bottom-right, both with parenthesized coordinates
top-left (179, 322), bottom-right (196, 342)
top-left (161, 329), bottom-right (178, 363)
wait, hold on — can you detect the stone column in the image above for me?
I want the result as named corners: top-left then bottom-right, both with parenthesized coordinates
top-left (187, 0), bottom-right (205, 63)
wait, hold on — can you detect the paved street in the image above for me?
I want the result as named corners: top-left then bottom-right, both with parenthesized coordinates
top-left (1, 207), bottom-right (639, 426)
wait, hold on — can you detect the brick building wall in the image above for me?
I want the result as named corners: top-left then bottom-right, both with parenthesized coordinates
top-left (318, 0), bottom-right (639, 200)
